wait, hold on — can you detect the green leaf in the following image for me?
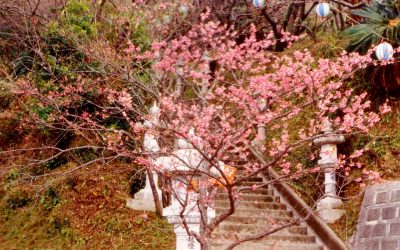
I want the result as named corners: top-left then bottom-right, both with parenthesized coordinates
top-left (353, 8), bottom-right (385, 22)
top-left (342, 0), bottom-right (400, 52)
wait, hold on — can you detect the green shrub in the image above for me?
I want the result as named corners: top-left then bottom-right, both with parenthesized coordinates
top-left (41, 156), bottom-right (68, 170)
top-left (40, 187), bottom-right (61, 210)
top-left (5, 168), bottom-right (19, 182)
top-left (6, 190), bottom-right (31, 209)
top-left (61, 0), bottom-right (97, 38)
top-left (46, 216), bottom-right (70, 236)
top-left (342, 0), bottom-right (400, 54)
top-left (12, 51), bottom-right (35, 76)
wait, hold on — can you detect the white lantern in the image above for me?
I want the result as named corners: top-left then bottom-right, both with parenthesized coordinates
top-left (253, 0), bottom-right (266, 8)
top-left (179, 5), bottom-right (189, 15)
top-left (375, 42), bottom-right (394, 61)
top-left (315, 3), bottom-right (330, 17)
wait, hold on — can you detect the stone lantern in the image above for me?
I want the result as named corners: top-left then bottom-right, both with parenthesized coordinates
top-left (313, 120), bottom-right (345, 223)
top-left (251, 98), bottom-right (267, 149)
top-left (126, 102), bottom-right (162, 211)
top-left (156, 132), bottom-right (215, 250)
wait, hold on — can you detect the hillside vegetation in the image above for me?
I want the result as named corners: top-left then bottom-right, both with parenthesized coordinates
top-left (1, 0), bottom-right (400, 248)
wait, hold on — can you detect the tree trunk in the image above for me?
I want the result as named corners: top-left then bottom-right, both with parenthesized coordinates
top-left (332, 9), bottom-right (342, 31)
top-left (94, 0), bottom-right (107, 22)
top-left (199, 175), bottom-right (209, 250)
top-left (338, 5), bottom-right (346, 31)
top-left (286, 5), bottom-right (298, 33)
top-left (147, 169), bottom-right (163, 216)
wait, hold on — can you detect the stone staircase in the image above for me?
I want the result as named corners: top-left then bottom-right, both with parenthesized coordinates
top-left (210, 173), bottom-right (324, 250)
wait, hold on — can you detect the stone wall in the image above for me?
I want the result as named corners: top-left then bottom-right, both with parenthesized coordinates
top-left (353, 181), bottom-right (400, 250)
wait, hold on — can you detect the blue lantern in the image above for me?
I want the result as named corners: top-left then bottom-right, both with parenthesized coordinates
top-left (315, 3), bottom-right (330, 17)
top-left (375, 42), bottom-right (394, 61)
top-left (253, 0), bottom-right (266, 8)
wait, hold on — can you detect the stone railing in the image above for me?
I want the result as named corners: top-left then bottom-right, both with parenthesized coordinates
top-left (249, 118), bottom-right (348, 249)
top-left (251, 147), bottom-right (348, 250)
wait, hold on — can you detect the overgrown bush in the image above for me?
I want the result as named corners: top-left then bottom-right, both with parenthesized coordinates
top-left (5, 189), bottom-right (31, 209)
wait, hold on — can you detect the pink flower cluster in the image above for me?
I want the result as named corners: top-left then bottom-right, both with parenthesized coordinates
top-left (147, 19), bottom-right (390, 182)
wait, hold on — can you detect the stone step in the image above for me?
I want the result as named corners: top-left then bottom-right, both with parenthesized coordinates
top-left (219, 216), bottom-right (297, 227)
top-left (215, 200), bottom-right (286, 210)
top-left (214, 193), bottom-right (279, 202)
top-left (238, 188), bottom-right (273, 195)
top-left (238, 181), bottom-right (264, 187)
top-left (215, 224), bottom-right (306, 235)
top-left (211, 170), bottom-right (322, 250)
top-left (235, 176), bottom-right (264, 182)
top-left (233, 163), bottom-right (248, 168)
top-left (237, 170), bottom-right (255, 174)
top-left (210, 242), bottom-right (323, 250)
top-left (216, 188), bottom-right (273, 196)
top-left (212, 234), bottom-right (317, 244)
top-left (215, 207), bottom-right (293, 217)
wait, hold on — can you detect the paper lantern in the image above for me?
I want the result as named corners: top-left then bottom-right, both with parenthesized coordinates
top-left (375, 42), bottom-right (394, 61)
top-left (179, 5), bottom-right (189, 15)
top-left (253, 0), bottom-right (266, 8)
top-left (315, 3), bottom-right (330, 17)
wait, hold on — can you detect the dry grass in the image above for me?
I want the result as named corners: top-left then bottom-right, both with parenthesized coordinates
top-left (0, 163), bottom-right (175, 249)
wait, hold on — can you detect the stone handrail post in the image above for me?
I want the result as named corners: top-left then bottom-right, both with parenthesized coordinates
top-left (313, 120), bottom-right (345, 223)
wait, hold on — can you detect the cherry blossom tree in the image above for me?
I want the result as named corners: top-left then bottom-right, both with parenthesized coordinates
top-left (140, 17), bottom-right (390, 248)
top-left (151, 0), bottom-right (368, 51)
top-left (2, 2), bottom-right (393, 249)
